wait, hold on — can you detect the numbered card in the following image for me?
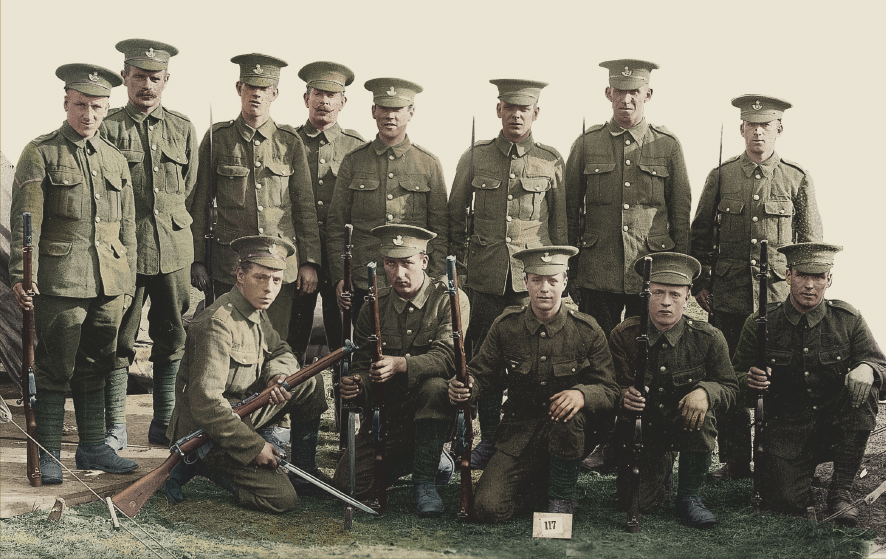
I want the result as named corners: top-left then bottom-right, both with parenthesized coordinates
top-left (532, 512), bottom-right (573, 539)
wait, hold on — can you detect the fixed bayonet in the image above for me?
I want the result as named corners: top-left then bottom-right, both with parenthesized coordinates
top-left (278, 459), bottom-right (377, 516)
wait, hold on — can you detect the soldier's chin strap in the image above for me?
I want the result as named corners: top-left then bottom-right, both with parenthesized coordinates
top-left (276, 458), bottom-right (377, 516)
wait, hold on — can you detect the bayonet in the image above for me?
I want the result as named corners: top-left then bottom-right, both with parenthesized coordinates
top-left (278, 459), bottom-right (377, 516)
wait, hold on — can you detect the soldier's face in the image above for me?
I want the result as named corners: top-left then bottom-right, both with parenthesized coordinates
top-left (304, 88), bottom-right (346, 130)
top-left (605, 86), bottom-right (652, 129)
top-left (122, 67), bottom-right (168, 113)
top-left (63, 90), bottom-right (109, 138)
top-left (237, 82), bottom-right (279, 120)
top-left (496, 102), bottom-right (538, 143)
top-left (526, 272), bottom-right (566, 316)
top-left (383, 253), bottom-right (428, 299)
top-left (786, 269), bottom-right (831, 313)
top-left (236, 264), bottom-right (285, 310)
top-left (648, 282), bottom-right (689, 331)
top-left (372, 104), bottom-right (413, 143)
top-left (740, 120), bottom-right (782, 160)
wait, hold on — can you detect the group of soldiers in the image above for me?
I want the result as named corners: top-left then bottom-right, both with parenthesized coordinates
top-left (9, 38), bottom-right (885, 531)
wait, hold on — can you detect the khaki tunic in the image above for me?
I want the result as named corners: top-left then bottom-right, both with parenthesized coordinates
top-left (690, 151), bottom-right (822, 315)
top-left (189, 115), bottom-right (321, 285)
top-left (565, 118), bottom-right (691, 294)
top-left (448, 131), bottom-right (566, 295)
top-left (326, 136), bottom-right (448, 290)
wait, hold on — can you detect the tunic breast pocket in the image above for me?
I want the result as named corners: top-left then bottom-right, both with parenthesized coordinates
top-left (763, 197), bottom-right (794, 245)
top-left (227, 348), bottom-right (259, 395)
top-left (160, 146), bottom-right (188, 195)
top-left (670, 364), bottom-right (705, 388)
top-left (216, 164), bottom-right (250, 208)
top-left (637, 162), bottom-right (668, 205)
top-left (519, 177), bottom-right (551, 221)
top-left (396, 176), bottom-right (430, 222)
top-left (717, 199), bottom-right (745, 239)
top-left (46, 168), bottom-right (85, 219)
top-left (265, 162), bottom-right (292, 207)
top-left (348, 177), bottom-right (379, 221)
top-left (819, 344), bottom-right (851, 380)
top-left (471, 175), bottom-right (501, 218)
top-left (105, 174), bottom-right (124, 222)
top-left (583, 162), bottom-right (616, 205)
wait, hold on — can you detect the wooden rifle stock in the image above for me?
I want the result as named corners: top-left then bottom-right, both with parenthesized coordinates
top-left (111, 343), bottom-right (355, 518)
top-left (626, 256), bottom-right (652, 533)
top-left (21, 212), bottom-right (41, 487)
top-left (337, 224), bottom-right (354, 455)
top-left (446, 256), bottom-right (474, 520)
top-left (366, 262), bottom-right (387, 513)
top-left (751, 240), bottom-right (768, 513)
top-left (204, 106), bottom-right (217, 305)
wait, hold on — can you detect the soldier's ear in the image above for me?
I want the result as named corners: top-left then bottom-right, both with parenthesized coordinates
top-left (496, 102), bottom-right (504, 118)
top-left (235, 81), bottom-right (243, 95)
top-left (604, 87), bottom-right (614, 102)
top-left (645, 87), bottom-right (653, 102)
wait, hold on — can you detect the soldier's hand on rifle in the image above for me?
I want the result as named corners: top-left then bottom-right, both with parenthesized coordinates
top-left (549, 389), bottom-right (585, 422)
top-left (252, 441), bottom-right (282, 468)
top-left (370, 357), bottom-right (406, 383)
top-left (694, 289), bottom-right (713, 314)
top-left (339, 374), bottom-right (363, 399)
top-left (448, 376), bottom-right (472, 404)
top-left (191, 262), bottom-right (211, 293)
top-left (335, 280), bottom-right (352, 310)
top-left (13, 282), bottom-right (39, 311)
top-left (296, 264), bottom-right (318, 295)
top-left (678, 388), bottom-right (709, 431)
top-left (747, 366), bottom-right (771, 391)
top-left (846, 363), bottom-right (875, 408)
top-left (267, 375), bottom-right (293, 405)
top-left (622, 386), bottom-right (646, 412)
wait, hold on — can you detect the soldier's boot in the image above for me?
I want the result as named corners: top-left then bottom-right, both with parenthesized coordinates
top-left (104, 367), bottom-right (129, 451)
top-left (470, 440), bottom-right (496, 469)
top-left (195, 461), bottom-right (239, 498)
top-left (35, 389), bottom-right (66, 484)
top-left (676, 496), bottom-right (716, 529)
top-left (473, 389), bottom-right (503, 469)
top-left (827, 430), bottom-right (869, 527)
top-left (413, 484), bottom-right (444, 517)
top-left (73, 387), bottom-right (138, 473)
top-left (148, 361), bottom-right (179, 446)
top-left (828, 499), bottom-right (859, 527)
top-left (549, 455), bottom-right (580, 515)
top-left (288, 416), bottom-right (332, 496)
top-left (164, 460), bottom-right (197, 505)
top-left (413, 419), bottom-right (449, 517)
top-left (676, 451), bottom-right (715, 529)
top-left (548, 498), bottom-right (574, 514)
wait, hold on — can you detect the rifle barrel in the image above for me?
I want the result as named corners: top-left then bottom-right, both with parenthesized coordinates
top-left (627, 256), bottom-right (652, 533)
top-left (21, 212), bottom-right (41, 487)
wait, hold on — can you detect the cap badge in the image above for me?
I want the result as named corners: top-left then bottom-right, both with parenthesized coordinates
top-left (622, 66), bottom-right (633, 77)
top-left (268, 243), bottom-right (281, 256)
top-left (752, 100), bottom-right (763, 110)
top-left (88, 72), bottom-right (99, 82)
top-left (540, 252), bottom-right (552, 262)
top-left (253, 64), bottom-right (263, 75)
top-left (145, 48), bottom-right (156, 58)
top-left (392, 235), bottom-right (404, 246)
top-left (386, 87), bottom-right (397, 96)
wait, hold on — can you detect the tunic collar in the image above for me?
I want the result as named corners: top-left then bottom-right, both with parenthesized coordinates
top-left (124, 101), bottom-right (165, 124)
top-left (391, 273), bottom-right (431, 314)
top-left (228, 285), bottom-right (263, 325)
top-left (302, 120), bottom-right (342, 143)
top-left (495, 130), bottom-right (535, 158)
top-left (648, 315), bottom-right (688, 347)
top-left (372, 134), bottom-right (412, 157)
top-left (740, 150), bottom-right (781, 178)
top-left (781, 295), bottom-right (827, 328)
top-left (608, 117), bottom-right (648, 145)
top-left (235, 114), bottom-right (277, 142)
top-left (60, 121), bottom-right (97, 150)
top-left (523, 303), bottom-right (568, 337)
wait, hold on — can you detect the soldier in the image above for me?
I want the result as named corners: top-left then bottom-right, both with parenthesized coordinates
top-left (327, 77), bottom-right (448, 324)
top-left (449, 247), bottom-right (619, 521)
top-left (447, 79), bottom-right (566, 469)
top-left (690, 95), bottom-right (822, 479)
top-left (611, 253), bottom-right (737, 529)
top-left (101, 39), bottom-right (199, 450)
top-left (188, 53), bottom-right (324, 478)
top-left (288, 61), bottom-right (365, 363)
top-left (10, 64), bottom-right (139, 482)
top-left (331, 225), bottom-right (467, 516)
top-left (736, 243), bottom-right (885, 526)
top-left (164, 235), bottom-right (329, 512)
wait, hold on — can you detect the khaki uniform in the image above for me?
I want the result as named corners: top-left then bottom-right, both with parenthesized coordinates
top-left (327, 136), bottom-right (448, 292)
top-left (10, 121), bottom-right (136, 391)
top-left (468, 304), bottom-right (619, 522)
top-left (168, 286), bottom-right (328, 513)
top-left (189, 115), bottom-right (321, 337)
top-left (331, 274), bottom-right (469, 500)
top-left (732, 298), bottom-right (885, 512)
top-left (609, 316), bottom-right (737, 511)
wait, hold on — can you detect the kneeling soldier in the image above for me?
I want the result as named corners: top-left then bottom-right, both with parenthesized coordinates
top-left (449, 246), bottom-right (619, 522)
top-left (332, 225), bottom-right (469, 517)
top-left (612, 253), bottom-right (737, 529)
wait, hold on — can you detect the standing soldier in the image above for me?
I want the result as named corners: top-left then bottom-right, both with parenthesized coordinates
top-left (690, 95), bottom-right (822, 479)
top-left (188, 54), bottom-right (325, 481)
top-left (101, 39), bottom-right (198, 449)
top-left (288, 61), bottom-right (365, 363)
top-left (10, 64), bottom-right (139, 481)
top-left (327, 77), bottom-right (448, 323)
top-left (448, 79), bottom-right (566, 469)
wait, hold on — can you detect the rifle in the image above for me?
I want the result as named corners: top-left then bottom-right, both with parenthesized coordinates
top-left (21, 212), bottom-right (41, 487)
top-left (708, 124), bottom-right (724, 322)
top-left (366, 261), bottom-right (387, 513)
top-left (464, 119), bottom-right (476, 263)
top-left (111, 342), bottom-right (357, 518)
top-left (578, 118), bottom-right (587, 245)
top-left (446, 255), bottom-right (474, 520)
top-left (626, 256), bottom-right (652, 533)
top-left (337, 224), bottom-right (354, 455)
top-left (751, 239), bottom-right (768, 513)
top-left (204, 106), bottom-right (217, 305)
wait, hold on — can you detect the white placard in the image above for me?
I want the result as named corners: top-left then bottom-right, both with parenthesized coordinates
top-left (532, 512), bottom-right (573, 539)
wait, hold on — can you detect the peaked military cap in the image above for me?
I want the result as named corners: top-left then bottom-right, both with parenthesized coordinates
top-left (777, 242), bottom-right (842, 274)
top-left (732, 94), bottom-right (792, 123)
top-left (299, 61), bottom-right (354, 93)
top-left (633, 252), bottom-right (701, 286)
top-left (56, 63), bottom-right (122, 97)
top-left (116, 38), bottom-right (178, 71)
top-left (231, 53), bottom-right (288, 87)
top-left (230, 235), bottom-right (295, 271)
top-left (489, 79), bottom-right (548, 106)
top-left (371, 224), bottom-right (436, 259)
top-left (365, 77), bottom-right (422, 108)
top-left (514, 246), bottom-right (578, 276)
top-left (599, 59), bottom-right (659, 90)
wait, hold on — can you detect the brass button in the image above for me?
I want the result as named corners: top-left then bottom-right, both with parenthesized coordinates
top-left (258, 227), bottom-right (264, 233)
top-left (623, 204), bottom-right (630, 209)
top-left (755, 174), bottom-right (761, 179)
top-left (154, 210), bottom-right (159, 215)
top-left (753, 194), bottom-right (760, 201)
top-left (386, 214), bottom-right (393, 221)
top-left (318, 179), bottom-right (324, 185)
top-left (506, 237), bottom-right (512, 242)
top-left (151, 144), bottom-right (157, 150)
top-left (540, 356), bottom-right (547, 362)
top-left (63, 179), bottom-right (69, 184)
top-left (803, 348), bottom-right (809, 353)
top-left (625, 139), bottom-right (631, 145)
top-left (92, 170), bottom-right (98, 176)
top-left (752, 216), bottom-right (759, 222)
top-left (154, 187), bottom-right (159, 193)
top-left (94, 193), bottom-right (100, 200)
top-left (625, 159), bottom-right (631, 165)
top-left (254, 140), bottom-right (260, 146)
top-left (507, 194), bottom-right (513, 200)
top-left (509, 173), bottom-right (516, 179)
top-left (389, 154), bottom-right (395, 161)
top-left (406, 329), bottom-right (413, 334)
top-left (95, 217), bottom-right (101, 223)
top-left (804, 371), bottom-right (809, 376)
top-left (154, 166), bottom-right (160, 172)
top-left (258, 205), bottom-right (264, 211)
top-left (623, 226), bottom-right (629, 231)
top-left (387, 194), bottom-right (393, 200)
top-left (388, 172), bottom-right (394, 179)
top-left (751, 239), bottom-right (758, 244)
top-left (624, 181), bottom-right (630, 187)
top-left (255, 161), bottom-right (262, 168)
top-left (660, 366), bottom-right (666, 372)
top-left (148, 125), bottom-right (154, 131)
top-left (95, 240), bottom-right (100, 247)
top-left (540, 332), bottom-right (546, 338)
top-left (360, 184), bottom-right (365, 189)
top-left (405, 353), bottom-right (411, 358)
top-left (751, 259), bottom-right (757, 265)
top-left (506, 216), bottom-right (512, 222)
top-left (256, 183), bottom-right (262, 189)
top-left (317, 200), bottom-right (323, 206)
top-left (320, 158), bottom-right (326, 164)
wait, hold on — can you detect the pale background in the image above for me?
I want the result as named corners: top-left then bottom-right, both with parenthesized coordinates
top-left (2, 0), bottom-right (884, 341)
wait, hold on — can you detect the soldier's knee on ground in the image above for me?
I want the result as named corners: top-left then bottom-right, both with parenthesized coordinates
top-left (414, 377), bottom-right (451, 421)
top-left (239, 475), bottom-right (299, 513)
top-left (474, 483), bottom-right (517, 524)
top-left (549, 410), bottom-right (586, 460)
